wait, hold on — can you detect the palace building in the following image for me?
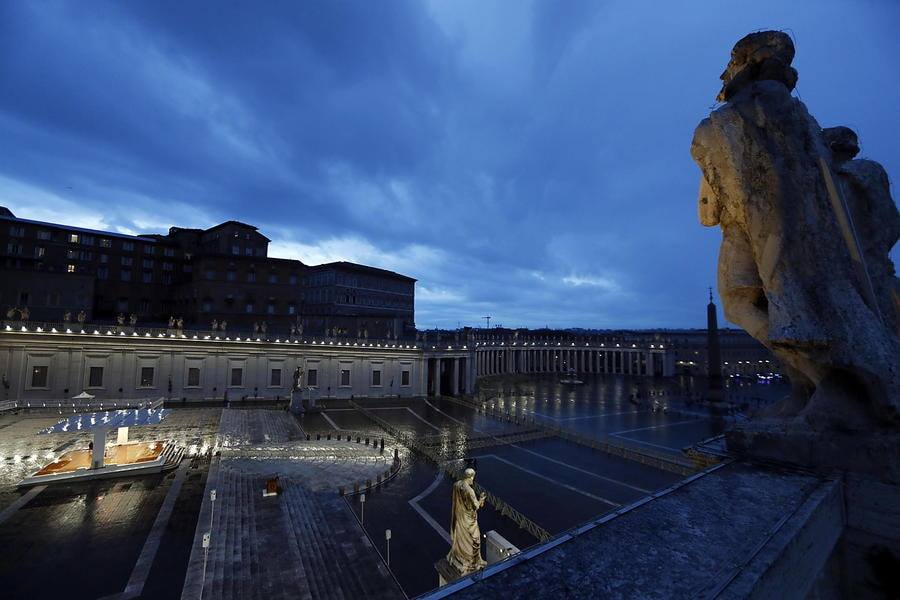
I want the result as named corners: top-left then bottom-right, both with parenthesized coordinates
top-left (0, 207), bottom-right (416, 338)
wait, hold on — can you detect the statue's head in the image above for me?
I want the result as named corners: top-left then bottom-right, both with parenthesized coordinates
top-left (463, 467), bottom-right (476, 481)
top-left (823, 126), bottom-right (860, 163)
top-left (717, 31), bottom-right (797, 102)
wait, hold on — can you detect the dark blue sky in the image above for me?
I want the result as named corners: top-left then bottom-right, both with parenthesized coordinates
top-left (1, 1), bottom-right (897, 329)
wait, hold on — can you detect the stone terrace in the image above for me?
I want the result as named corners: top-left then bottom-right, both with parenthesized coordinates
top-left (182, 409), bottom-right (403, 600)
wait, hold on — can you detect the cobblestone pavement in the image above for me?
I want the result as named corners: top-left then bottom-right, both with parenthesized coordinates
top-left (182, 409), bottom-right (404, 600)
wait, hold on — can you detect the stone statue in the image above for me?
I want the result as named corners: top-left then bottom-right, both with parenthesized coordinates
top-left (292, 366), bottom-right (303, 391)
top-left (168, 316), bottom-right (175, 328)
top-left (117, 313), bottom-right (125, 326)
top-left (691, 31), bottom-right (899, 431)
top-left (297, 322), bottom-right (303, 336)
top-left (221, 320), bottom-right (227, 331)
top-left (19, 307), bottom-right (28, 321)
top-left (77, 310), bottom-right (86, 324)
top-left (212, 319), bottom-right (218, 331)
top-left (6, 307), bottom-right (16, 320)
top-left (63, 310), bottom-right (71, 323)
top-left (822, 126), bottom-right (900, 335)
top-left (176, 317), bottom-right (183, 329)
top-left (446, 468), bottom-right (487, 575)
top-left (129, 313), bottom-right (137, 326)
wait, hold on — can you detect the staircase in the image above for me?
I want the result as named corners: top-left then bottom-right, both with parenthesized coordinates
top-left (161, 443), bottom-right (185, 470)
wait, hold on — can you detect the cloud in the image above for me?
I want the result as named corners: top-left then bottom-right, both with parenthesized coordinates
top-left (0, 0), bottom-right (896, 330)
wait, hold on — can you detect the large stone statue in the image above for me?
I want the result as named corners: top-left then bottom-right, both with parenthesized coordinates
top-left (691, 31), bottom-right (899, 433)
top-left (446, 468), bottom-right (487, 575)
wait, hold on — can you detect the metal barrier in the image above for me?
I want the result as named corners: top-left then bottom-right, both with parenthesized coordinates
top-left (444, 395), bottom-right (702, 476)
top-left (349, 400), bottom-right (551, 543)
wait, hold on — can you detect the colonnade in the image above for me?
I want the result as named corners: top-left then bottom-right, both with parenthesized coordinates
top-left (426, 354), bottom-right (475, 397)
top-left (475, 346), bottom-right (669, 378)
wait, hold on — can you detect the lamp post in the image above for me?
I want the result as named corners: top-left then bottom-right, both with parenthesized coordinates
top-left (360, 493), bottom-right (366, 526)
top-left (385, 529), bottom-right (391, 567)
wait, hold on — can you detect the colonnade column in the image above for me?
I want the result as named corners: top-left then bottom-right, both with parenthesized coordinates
top-left (452, 358), bottom-right (459, 395)
top-left (434, 358), bottom-right (442, 396)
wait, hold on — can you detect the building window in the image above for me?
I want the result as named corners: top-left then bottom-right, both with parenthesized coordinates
top-left (99, 254), bottom-right (108, 263)
top-left (140, 367), bottom-right (154, 387)
top-left (143, 245), bottom-right (154, 254)
top-left (270, 369), bottom-right (282, 387)
top-left (37, 230), bottom-right (51, 240)
top-left (162, 262), bottom-right (173, 271)
top-left (121, 269), bottom-right (132, 281)
top-left (139, 299), bottom-right (150, 313)
top-left (232, 245), bottom-right (240, 255)
top-left (245, 247), bottom-right (253, 256)
top-left (201, 300), bottom-right (213, 313)
top-left (230, 368), bottom-right (243, 387)
top-left (142, 259), bottom-right (154, 268)
top-left (9, 225), bottom-right (25, 237)
top-left (30, 365), bottom-right (49, 388)
top-left (401, 370), bottom-right (410, 386)
top-left (187, 367), bottom-right (201, 387)
top-left (245, 303), bottom-right (254, 313)
top-left (226, 270), bottom-right (236, 281)
top-left (307, 369), bottom-right (318, 387)
top-left (34, 246), bottom-right (45, 258)
top-left (6, 242), bottom-right (23, 255)
top-left (163, 247), bottom-right (175, 257)
top-left (81, 235), bottom-right (94, 246)
top-left (97, 266), bottom-right (109, 280)
top-left (340, 369), bottom-right (351, 387)
top-left (162, 273), bottom-right (172, 284)
top-left (204, 269), bottom-right (215, 280)
top-left (372, 369), bottom-right (382, 386)
top-left (267, 303), bottom-right (275, 314)
top-left (67, 264), bottom-right (76, 273)
top-left (68, 233), bottom-right (80, 243)
top-left (288, 304), bottom-right (296, 315)
top-left (121, 256), bottom-right (133, 266)
top-left (268, 273), bottom-right (277, 283)
top-left (142, 271), bottom-right (152, 283)
top-left (247, 272), bottom-right (256, 282)
top-left (183, 264), bottom-right (193, 273)
top-left (122, 241), bottom-right (134, 251)
top-left (88, 367), bottom-right (103, 388)
top-left (99, 238), bottom-right (111, 248)
top-left (289, 274), bottom-right (298, 285)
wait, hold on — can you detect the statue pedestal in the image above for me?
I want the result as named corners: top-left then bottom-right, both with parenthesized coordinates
top-left (726, 420), bottom-right (900, 481)
top-left (434, 557), bottom-right (464, 588)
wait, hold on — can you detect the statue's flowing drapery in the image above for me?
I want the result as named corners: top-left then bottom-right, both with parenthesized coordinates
top-left (446, 478), bottom-right (486, 574)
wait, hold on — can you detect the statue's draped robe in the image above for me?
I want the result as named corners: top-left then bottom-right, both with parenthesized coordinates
top-left (446, 479), bottom-right (486, 575)
top-left (691, 80), bottom-right (899, 424)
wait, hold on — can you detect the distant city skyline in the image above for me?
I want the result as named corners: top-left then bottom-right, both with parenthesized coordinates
top-left (1, 1), bottom-right (897, 330)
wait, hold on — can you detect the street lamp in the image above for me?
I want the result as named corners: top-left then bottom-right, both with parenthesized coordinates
top-left (385, 529), bottom-right (391, 566)
top-left (360, 492), bottom-right (366, 525)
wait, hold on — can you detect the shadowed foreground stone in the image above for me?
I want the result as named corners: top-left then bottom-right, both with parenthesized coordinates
top-left (439, 463), bottom-right (836, 600)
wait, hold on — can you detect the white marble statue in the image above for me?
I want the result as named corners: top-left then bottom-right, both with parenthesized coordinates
top-left (446, 468), bottom-right (487, 575)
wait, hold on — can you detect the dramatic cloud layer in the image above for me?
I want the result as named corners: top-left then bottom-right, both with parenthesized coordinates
top-left (1, 0), bottom-right (897, 328)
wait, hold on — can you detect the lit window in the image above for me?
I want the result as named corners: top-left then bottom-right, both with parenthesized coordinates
top-left (245, 303), bottom-right (254, 313)
top-left (67, 264), bottom-right (76, 273)
top-left (99, 239), bottom-right (111, 248)
top-left (68, 233), bottom-right (80, 243)
top-left (122, 241), bottom-right (134, 252)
